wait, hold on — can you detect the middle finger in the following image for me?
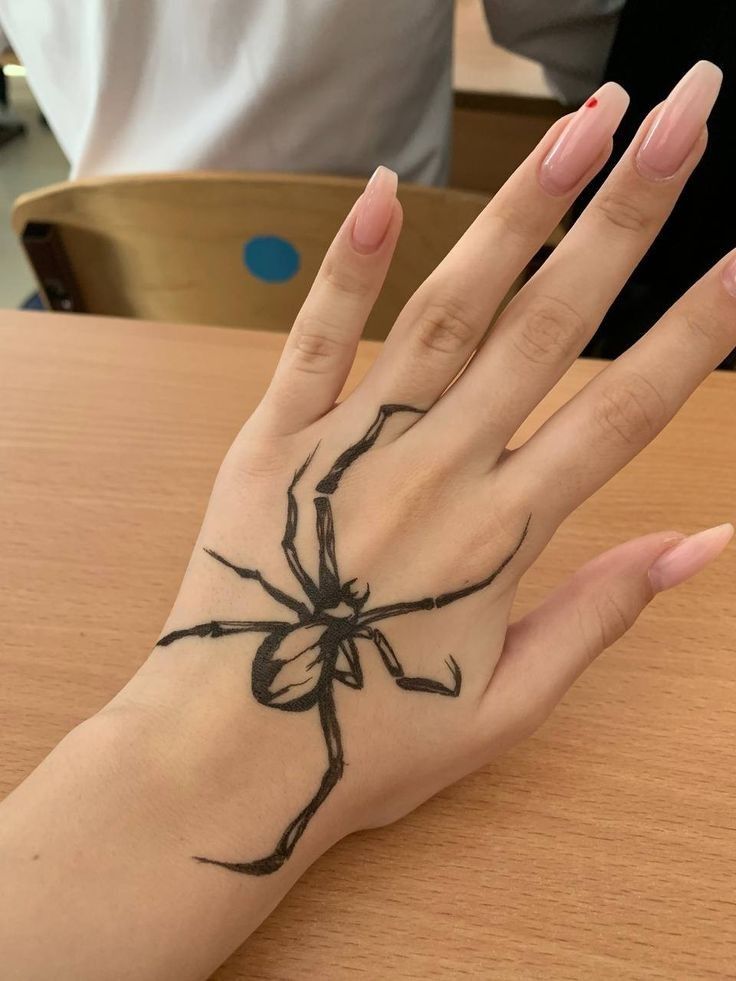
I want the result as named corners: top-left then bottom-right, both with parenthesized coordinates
top-left (350, 82), bottom-right (629, 418)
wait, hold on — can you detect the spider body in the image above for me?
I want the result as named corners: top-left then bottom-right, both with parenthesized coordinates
top-left (252, 617), bottom-right (359, 712)
top-left (158, 404), bottom-right (529, 876)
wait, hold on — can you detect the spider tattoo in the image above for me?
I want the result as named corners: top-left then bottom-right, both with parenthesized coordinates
top-left (158, 404), bottom-right (530, 876)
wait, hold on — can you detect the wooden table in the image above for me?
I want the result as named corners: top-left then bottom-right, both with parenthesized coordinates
top-left (2, 312), bottom-right (736, 980)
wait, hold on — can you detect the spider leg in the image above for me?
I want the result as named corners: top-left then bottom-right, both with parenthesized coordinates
top-left (357, 627), bottom-right (461, 697)
top-left (355, 625), bottom-right (401, 675)
top-left (356, 516), bottom-right (531, 627)
top-left (396, 655), bottom-right (461, 696)
top-left (194, 684), bottom-right (344, 875)
top-left (356, 597), bottom-right (436, 626)
top-left (333, 637), bottom-right (363, 689)
top-left (314, 496), bottom-right (340, 596)
top-left (433, 515), bottom-right (531, 608)
top-left (282, 449), bottom-right (321, 607)
top-left (316, 404), bottom-right (425, 495)
top-left (204, 548), bottom-right (310, 620)
top-left (157, 619), bottom-right (290, 647)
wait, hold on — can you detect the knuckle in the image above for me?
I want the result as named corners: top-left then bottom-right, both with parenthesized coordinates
top-left (415, 297), bottom-right (480, 356)
top-left (289, 317), bottom-right (346, 374)
top-left (585, 589), bottom-right (636, 657)
top-left (593, 190), bottom-right (653, 235)
top-left (321, 256), bottom-right (371, 299)
top-left (511, 295), bottom-right (586, 367)
top-left (680, 306), bottom-right (728, 345)
top-left (593, 372), bottom-right (667, 448)
top-left (487, 203), bottom-right (540, 243)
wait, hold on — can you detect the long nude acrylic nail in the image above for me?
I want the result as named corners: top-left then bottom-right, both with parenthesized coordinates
top-left (351, 165), bottom-right (398, 254)
top-left (648, 523), bottom-right (734, 593)
top-left (636, 61), bottom-right (722, 180)
top-left (539, 81), bottom-right (630, 196)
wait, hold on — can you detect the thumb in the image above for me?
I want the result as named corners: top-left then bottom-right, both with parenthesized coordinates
top-left (483, 524), bottom-right (734, 738)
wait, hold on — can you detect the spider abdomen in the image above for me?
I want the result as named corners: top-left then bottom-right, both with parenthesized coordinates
top-left (252, 623), bottom-right (335, 712)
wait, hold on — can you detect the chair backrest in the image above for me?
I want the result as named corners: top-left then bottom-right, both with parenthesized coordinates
top-left (12, 172), bottom-right (489, 340)
top-left (451, 92), bottom-right (564, 195)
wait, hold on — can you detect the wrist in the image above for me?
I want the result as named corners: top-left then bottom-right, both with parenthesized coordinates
top-left (0, 695), bottom-right (331, 980)
top-left (98, 648), bottom-right (349, 871)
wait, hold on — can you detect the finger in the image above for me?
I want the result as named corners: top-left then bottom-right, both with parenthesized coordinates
top-left (479, 524), bottom-right (733, 743)
top-left (508, 247), bottom-right (736, 522)
top-left (351, 82), bottom-right (629, 419)
top-left (260, 167), bottom-right (402, 435)
top-left (432, 61), bottom-right (722, 459)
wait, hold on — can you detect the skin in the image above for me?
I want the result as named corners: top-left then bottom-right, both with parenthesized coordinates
top-left (0, 74), bottom-right (735, 980)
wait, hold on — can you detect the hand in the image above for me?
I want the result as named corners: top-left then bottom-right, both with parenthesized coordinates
top-left (131, 61), bottom-right (732, 869)
top-left (2, 61), bottom-right (733, 981)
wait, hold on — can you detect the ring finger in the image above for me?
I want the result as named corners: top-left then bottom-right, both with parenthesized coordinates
top-left (506, 247), bottom-right (736, 524)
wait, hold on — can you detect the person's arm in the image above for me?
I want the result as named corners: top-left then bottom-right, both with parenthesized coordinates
top-left (483, 0), bottom-right (626, 103)
top-left (1, 62), bottom-right (734, 981)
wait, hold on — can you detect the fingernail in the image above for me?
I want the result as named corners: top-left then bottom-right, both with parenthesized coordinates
top-left (351, 166), bottom-right (398, 254)
top-left (636, 61), bottom-right (722, 180)
top-left (720, 252), bottom-right (736, 299)
top-left (539, 82), bottom-right (630, 196)
top-left (649, 523), bottom-right (734, 593)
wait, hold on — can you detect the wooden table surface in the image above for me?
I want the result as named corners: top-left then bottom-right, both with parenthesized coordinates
top-left (2, 312), bottom-right (736, 980)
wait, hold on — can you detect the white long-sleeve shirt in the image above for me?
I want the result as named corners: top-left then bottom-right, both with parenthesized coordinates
top-left (0, 1), bottom-right (623, 183)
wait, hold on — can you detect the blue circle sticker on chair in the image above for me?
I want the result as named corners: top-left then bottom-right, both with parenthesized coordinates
top-left (243, 235), bottom-right (300, 283)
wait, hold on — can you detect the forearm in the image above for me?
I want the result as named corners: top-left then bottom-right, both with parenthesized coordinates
top-left (0, 693), bottom-right (332, 981)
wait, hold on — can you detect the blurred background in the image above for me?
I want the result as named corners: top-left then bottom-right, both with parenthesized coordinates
top-left (0, 0), bottom-right (552, 309)
top-left (1, 0), bottom-right (732, 363)
top-left (0, 56), bottom-right (67, 307)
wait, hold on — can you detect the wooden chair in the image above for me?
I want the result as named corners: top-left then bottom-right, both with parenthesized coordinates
top-left (451, 91), bottom-right (565, 196)
top-left (12, 172), bottom-right (490, 340)
top-left (0, 48), bottom-right (21, 66)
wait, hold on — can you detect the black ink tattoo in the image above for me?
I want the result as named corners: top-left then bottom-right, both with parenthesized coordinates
top-left (158, 404), bottom-right (530, 876)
